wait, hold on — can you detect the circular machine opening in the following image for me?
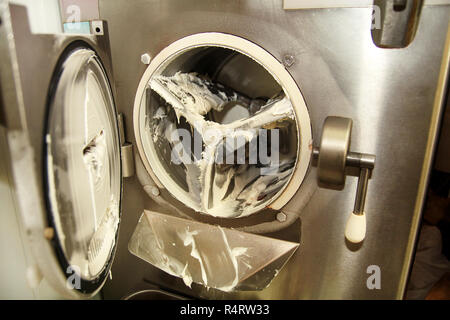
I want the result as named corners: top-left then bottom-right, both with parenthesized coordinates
top-left (134, 33), bottom-right (311, 219)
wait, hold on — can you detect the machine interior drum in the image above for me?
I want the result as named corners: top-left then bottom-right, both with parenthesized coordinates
top-left (134, 33), bottom-right (312, 220)
top-left (44, 45), bottom-right (122, 290)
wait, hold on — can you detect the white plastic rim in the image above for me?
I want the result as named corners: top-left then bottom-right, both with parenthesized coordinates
top-left (133, 32), bottom-right (312, 213)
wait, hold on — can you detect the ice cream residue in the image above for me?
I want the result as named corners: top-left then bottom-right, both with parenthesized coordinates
top-left (147, 72), bottom-right (298, 218)
top-left (128, 211), bottom-right (299, 293)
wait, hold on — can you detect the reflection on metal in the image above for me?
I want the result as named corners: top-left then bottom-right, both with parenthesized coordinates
top-left (372, 0), bottom-right (425, 48)
top-left (313, 116), bottom-right (376, 243)
top-left (121, 143), bottom-right (134, 177)
top-left (313, 117), bottom-right (375, 188)
top-left (128, 210), bottom-right (299, 292)
top-left (354, 167), bottom-right (370, 215)
top-left (315, 117), bottom-right (353, 186)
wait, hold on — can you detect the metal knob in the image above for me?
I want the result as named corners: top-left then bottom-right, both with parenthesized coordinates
top-left (313, 117), bottom-right (376, 243)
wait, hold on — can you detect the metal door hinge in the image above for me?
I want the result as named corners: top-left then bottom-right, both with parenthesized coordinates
top-left (118, 113), bottom-right (135, 178)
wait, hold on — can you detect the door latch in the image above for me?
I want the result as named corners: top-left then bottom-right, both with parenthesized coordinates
top-left (313, 117), bottom-right (376, 243)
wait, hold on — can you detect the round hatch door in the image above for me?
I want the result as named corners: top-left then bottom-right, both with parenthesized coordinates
top-left (44, 45), bottom-right (121, 295)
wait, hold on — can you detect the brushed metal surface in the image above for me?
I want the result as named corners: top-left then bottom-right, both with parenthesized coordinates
top-left (98, 0), bottom-right (450, 299)
top-left (0, 3), bottom-right (120, 298)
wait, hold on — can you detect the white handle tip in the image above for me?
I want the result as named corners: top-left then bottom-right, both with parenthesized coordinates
top-left (345, 212), bottom-right (366, 243)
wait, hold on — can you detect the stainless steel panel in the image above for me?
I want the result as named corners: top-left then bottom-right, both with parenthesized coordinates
top-left (99, 0), bottom-right (450, 299)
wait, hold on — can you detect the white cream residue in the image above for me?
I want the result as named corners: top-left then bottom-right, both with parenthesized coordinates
top-left (87, 196), bottom-right (119, 276)
top-left (180, 229), bottom-right (208, 286)
top-left (82, 129), bottom-right (107, 185)
top-left (128, 211), bottom-right (299, 292)
top-left (216, 227), bottom-right (248, 292)
top-left (130, 214), bottom-right (250, 291)
top-left (175, 226), bottom-right (249, 292)
top-left (148, 72), bottom-right (298, 218)
top-left (152, 72), bottom-right (232, 117)
top-left (181, 263), bottom-right (193, 288)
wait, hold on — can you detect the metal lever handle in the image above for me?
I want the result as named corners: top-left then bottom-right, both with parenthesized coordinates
top-left (354, 167), bottom-right (370, 215)
top-left (313, 117), bottom-right (376, 243)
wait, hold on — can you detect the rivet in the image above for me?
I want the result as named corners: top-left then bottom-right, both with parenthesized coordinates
top-left (141, 53), bottom-right (151, 65)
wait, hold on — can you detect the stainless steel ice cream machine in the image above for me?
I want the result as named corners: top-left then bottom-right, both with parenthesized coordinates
top-left (0, 0), bottom-right (449, 299)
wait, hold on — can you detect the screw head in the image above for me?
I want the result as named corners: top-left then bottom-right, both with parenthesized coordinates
top-left (141, 53), bottom-right (151, 65)
top-left (276, 212), bottom-right (287, 222)
top-left (283, 54), bottom-right (295, 68)
top-left (151, 186), bottom-right (160, 197)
